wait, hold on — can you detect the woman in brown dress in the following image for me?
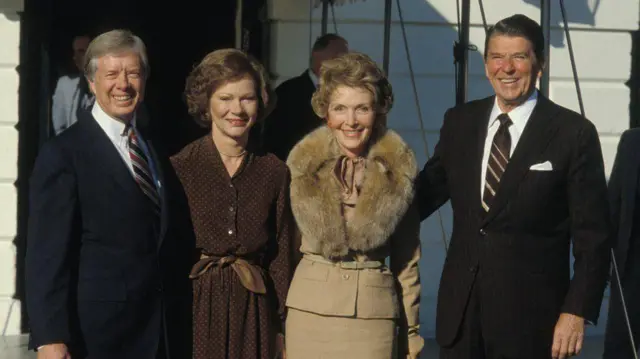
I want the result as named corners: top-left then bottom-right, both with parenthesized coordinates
top-left (170, 49), bottom-right (294, 359)
top-left (285, 52), bottom-right (424, 359)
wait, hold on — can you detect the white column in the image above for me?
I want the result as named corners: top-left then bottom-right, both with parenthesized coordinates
top-left (0, 3), bottom-right (23, 336)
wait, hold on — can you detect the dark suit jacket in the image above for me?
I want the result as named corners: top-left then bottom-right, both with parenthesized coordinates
top-left (263, 71), bottom-right (323, 161)
top-left (608, 128), bottom-right (640, 278)
top-left (25, 111), bottom-right (194, 359)
top-left (417, 94), bottom-right (612, 356)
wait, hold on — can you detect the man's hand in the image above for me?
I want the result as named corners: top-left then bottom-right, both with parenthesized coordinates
top-left (552, 313), bottom-right (585, 359)
top-left (37, 343), bottom-right (71, 359)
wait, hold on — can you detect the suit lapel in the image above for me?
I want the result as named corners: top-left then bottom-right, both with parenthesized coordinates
top-left (80, 112), bottom-right (140, 195)
top-left (302, 70), bottom-right (316, 90)
top-left (481, 95), bottom-right (560, 226)
top-left (146, 139), bottom-right (168, 250)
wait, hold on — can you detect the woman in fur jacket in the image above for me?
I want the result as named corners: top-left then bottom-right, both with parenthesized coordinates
top-left (284, 51), bottom-right (424, 359)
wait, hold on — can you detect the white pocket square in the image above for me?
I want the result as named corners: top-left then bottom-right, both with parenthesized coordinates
top-left (529, 161), bottom-right (553, 171)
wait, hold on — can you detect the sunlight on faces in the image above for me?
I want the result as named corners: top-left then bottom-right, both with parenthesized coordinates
top-left (326, 86), bottom-right (376, 158)
top-left (89, 52), bottom-right (145, 122)
top-left (485, 35), bottom-right (543, 112)
top-left (209, 76), bottom-right (259, 140)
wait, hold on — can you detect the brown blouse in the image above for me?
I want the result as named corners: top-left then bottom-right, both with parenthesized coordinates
top-left (334, 156), bottom-right (366, 223)
top-left (170, 134), bottom-right (294, 359)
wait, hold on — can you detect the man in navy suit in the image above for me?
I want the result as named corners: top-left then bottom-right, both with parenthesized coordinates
top-left (26, 29), bottom-right (193, 359)
top-left (417, 14), bottom-right (611, 359)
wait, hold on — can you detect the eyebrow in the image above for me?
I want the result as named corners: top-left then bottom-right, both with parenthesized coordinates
top-left (217, 92), bottom-right (256, 97)
top-left (488, 51), bottom-right (529, 56)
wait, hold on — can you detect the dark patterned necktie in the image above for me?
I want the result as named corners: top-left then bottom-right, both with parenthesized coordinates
top-left (482, 113), bottom-right (512, 212)
top-left (128, 129), bottom-right (161, 215)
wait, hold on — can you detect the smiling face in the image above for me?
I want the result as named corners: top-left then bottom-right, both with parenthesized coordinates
top-left (326, 85), bottom-right (376, 158)
top-left (209, 76), bottom-right (259, 141)
top-left (485, 34), bottom-right (543, 112)
top-left (88, 51), bottom-right (145, 122)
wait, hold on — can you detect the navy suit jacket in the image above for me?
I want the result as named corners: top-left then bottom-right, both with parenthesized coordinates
top-left (262, 71), bottom-right (322, 161)
top-left (25, 110), bottom-right (194, 359)
top-left (608, 127), bottom-right (640, 278)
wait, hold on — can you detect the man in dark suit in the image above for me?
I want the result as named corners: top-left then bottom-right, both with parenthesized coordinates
top-left (25, 29), bottom-right (193, 359)
top-left (262, 33), bottom-right (348, 161)
top-left (417, 14), bottom-right (612, 359)
top-left (603, 128), bottom-right (640, 358)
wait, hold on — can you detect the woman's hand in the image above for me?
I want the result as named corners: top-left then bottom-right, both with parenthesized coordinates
top-left (276, 333), bottom-right (286, 359)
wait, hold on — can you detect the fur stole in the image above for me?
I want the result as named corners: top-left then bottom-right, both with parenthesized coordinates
top-left (287, 126), bottom-right (418, 259)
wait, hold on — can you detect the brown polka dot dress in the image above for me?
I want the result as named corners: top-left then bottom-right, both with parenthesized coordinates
top-left (170, 134), bottom-right (294, 359)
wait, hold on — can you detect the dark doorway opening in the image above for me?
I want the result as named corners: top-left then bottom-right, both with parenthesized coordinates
top-left (16, 0), bottom-right (267, 333)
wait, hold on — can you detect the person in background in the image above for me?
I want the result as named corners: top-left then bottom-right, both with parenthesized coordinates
top-left (262, 33), bottom-right (348, 161)
top-left (51, 33), bottom-right (95, 135)
top-left (603, 127), bottom-right (640, 359)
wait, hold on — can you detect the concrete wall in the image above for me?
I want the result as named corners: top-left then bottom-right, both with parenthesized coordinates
top-left (269, 0), bottom-right (638, 338)
top-left (0, 0), bottom-right (23, 337)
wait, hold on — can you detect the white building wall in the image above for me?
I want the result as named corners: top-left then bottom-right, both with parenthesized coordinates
top-left (269, 0), bottom-right (638, 338)
top-left (0, 0), bottom-right (23, 337)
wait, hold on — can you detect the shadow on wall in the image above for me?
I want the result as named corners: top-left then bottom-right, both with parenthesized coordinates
top-left (524, 0), bottom-right (600, 48)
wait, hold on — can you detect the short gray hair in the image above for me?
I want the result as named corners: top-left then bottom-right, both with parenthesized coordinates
top-left (84, 29), bottom-right (149, 81)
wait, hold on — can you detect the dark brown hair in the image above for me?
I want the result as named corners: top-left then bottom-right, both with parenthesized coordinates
top-left (184, 48), bottom-right (275, 127)
top-left (485, 14), bottom-right (546, 66)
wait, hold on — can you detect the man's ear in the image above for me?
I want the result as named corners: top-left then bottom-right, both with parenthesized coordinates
top-left (87, 76), bottom-right (96, 94)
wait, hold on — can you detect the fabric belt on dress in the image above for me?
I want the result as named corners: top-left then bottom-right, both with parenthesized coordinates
top-left (303, 253), bottom-right (384, 270)
top-left (189, 254), bottom-right (267, 294)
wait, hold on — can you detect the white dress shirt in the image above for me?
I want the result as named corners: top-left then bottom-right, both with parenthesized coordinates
top-left (51, 75), bottom-right (95, 135)
top-left (91, 103), bottom-right (161, 191)
top-left (307, 69), bottom-right (319, 88)
top-left (480, 90), bottom-right (538, 199)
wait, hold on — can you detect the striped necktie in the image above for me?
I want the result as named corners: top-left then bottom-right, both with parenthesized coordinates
top-left (482, 113), bottom-right (512, 212)
top-left (128, 128), bottom-right (161, 215)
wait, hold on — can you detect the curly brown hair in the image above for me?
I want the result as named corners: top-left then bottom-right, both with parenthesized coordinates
top-left (311, 52), bottom-right (393, 123)
top-left (184, 48), bottom-right (274, 127)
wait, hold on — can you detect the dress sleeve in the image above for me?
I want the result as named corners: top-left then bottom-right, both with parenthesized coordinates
top-left (390, 203), bottom-right (424, 359)
top-left (267, 167), bottom-right (296, 331)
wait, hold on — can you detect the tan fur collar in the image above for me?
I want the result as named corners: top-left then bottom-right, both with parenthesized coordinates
top-left (287, 126), bottom-right (418, 259)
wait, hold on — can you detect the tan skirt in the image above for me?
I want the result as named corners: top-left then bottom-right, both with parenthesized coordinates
top-left (285, 308), bottom-right (397, 359)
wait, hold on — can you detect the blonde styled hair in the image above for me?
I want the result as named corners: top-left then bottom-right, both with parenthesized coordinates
top-left (311, 52), bottom-right (393, 122)
top-left (184, 48), bottom-right (274, 127)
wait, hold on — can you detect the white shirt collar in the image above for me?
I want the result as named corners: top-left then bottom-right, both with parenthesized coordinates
top-left (488, 90), bottom-right (538, 130)
top-left (91, 102), bottom-right (137, 139)
top-left (307, 69), bottom-right (319, 88)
